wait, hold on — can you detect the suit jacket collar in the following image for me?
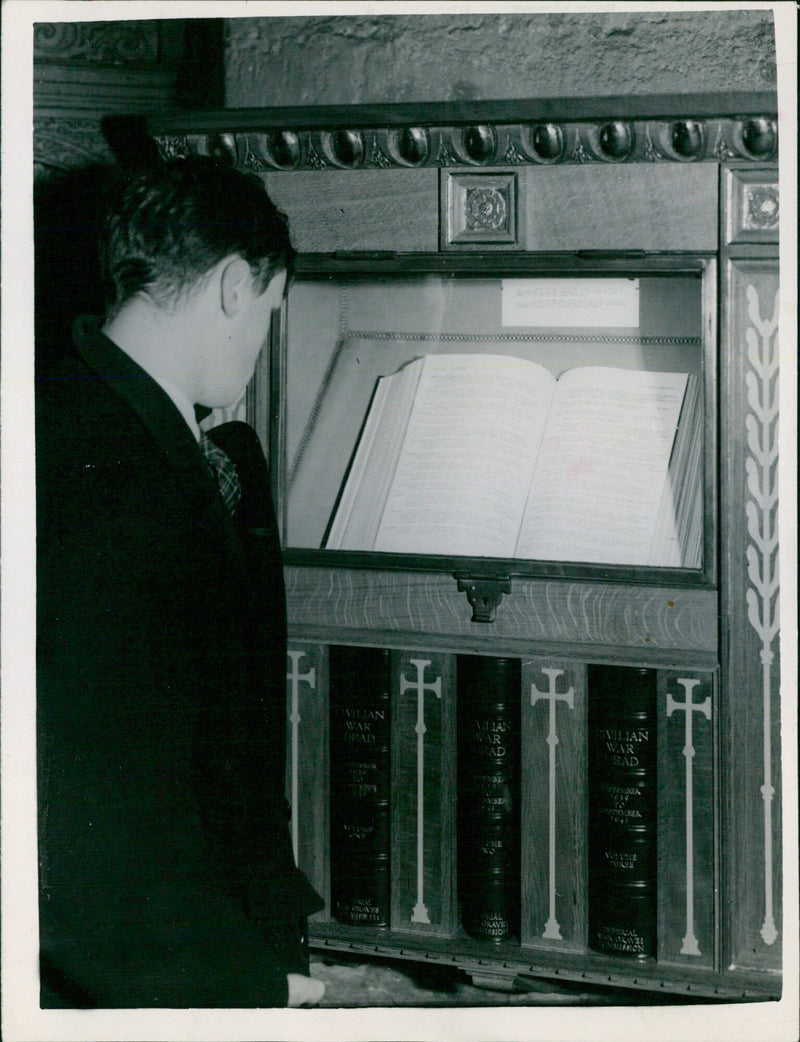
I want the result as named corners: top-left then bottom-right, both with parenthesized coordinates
top-left (71, 316), bottom-right (252, 579)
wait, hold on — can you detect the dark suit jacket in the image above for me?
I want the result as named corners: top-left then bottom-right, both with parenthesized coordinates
top-left (36, 316), bottom-right (322, 1008)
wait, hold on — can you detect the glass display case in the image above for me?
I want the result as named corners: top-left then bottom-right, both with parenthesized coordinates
top-left (280, 259), bottom-right (713, 582)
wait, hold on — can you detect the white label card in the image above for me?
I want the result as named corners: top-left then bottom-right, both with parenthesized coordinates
top-left (502, 278), bottom-right (640, 328)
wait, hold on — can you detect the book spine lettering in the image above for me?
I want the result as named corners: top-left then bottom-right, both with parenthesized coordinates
top-left (588, 665), bottom-right (657, 959)
top-left (329, 646), bottom-right (391, 926)
top-left (458, 656), bottom-right (520, 942)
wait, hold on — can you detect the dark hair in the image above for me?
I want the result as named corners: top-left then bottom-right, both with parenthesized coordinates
top-left (100, 156), bottom-right (295, 320)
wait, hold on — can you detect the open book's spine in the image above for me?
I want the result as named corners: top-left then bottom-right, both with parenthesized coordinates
top-left (457, 656), bottom-right (521, 943)
top-left (588, 666), bottom-right (657, 959)
top-left (329, 645), bottom-right (391, 926)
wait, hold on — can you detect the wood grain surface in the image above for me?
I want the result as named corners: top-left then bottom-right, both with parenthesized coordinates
top-left (285, 566), bottom-right (718, 662)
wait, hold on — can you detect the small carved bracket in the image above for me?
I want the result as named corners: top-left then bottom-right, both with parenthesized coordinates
top-left (455, 574), bottom-right (512, 623)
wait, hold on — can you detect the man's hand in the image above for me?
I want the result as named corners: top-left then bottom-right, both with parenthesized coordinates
top-left (287, 972), bottom-right (325, 1007)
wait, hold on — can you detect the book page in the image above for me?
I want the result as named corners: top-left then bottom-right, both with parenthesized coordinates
top-left (326, 359), bottom-right (424, 549)
top-left (648, 374), bottom-right (703, 568)
top-left (515, 367), bottom-right (688, 564)
top-left (373, 354), bottom-right (556, 556)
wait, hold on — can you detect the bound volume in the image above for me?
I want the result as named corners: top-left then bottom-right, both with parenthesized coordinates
top-left (325, 354), bottom-right (702, 568)
top-left (588, 665), bottom-right (657, 958)
top-left (458, 656), bottom-right (520, 942)
top-left (329, 645), bottom-right (391, 926)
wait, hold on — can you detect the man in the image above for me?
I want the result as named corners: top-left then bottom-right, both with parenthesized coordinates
top-left (36, 157), bottom-right (325, 1007)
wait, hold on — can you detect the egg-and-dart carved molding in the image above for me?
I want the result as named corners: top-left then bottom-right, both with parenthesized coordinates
top-left (152, 115), bottom-right (777, 172)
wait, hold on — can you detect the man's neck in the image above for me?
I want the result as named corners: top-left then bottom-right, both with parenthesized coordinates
top-left (103, 298), bottom-right (203, 404)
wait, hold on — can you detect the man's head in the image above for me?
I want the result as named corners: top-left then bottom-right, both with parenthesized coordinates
top-left (99, 157), bottom-right (294, 408)
top-left (101, 156), bottom-right (295, 322)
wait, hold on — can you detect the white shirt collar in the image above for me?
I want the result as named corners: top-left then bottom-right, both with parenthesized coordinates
top-left (151, 376), bottom-right (201, 442)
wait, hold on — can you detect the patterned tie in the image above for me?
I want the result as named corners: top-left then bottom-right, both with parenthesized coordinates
top-left (199, 433), bottom-right (242, 515)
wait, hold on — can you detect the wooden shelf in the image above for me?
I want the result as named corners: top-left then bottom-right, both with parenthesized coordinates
top-left (309, 924), bottom-right (780, 1001)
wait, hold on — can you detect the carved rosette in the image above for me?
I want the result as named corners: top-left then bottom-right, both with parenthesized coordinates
top-left (153, 115), bottom-right (777, 172)
top-left (442, 172), bottom-right (519, 248)
top-left (745, 185), bottom-right (779, 230)
top-left (725, 169), bottom-right (779, 245)
top-left (464, 186), bottom-right (508, 232)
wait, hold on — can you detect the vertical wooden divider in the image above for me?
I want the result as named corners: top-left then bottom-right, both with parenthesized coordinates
top-left (657, 669), bottom-right (715, 967)
top-left (286, 642), bottom-right (330, 922)
top-left (521, 658), bottom-right (588, 951)
top-left (390, 650), bottom-right (458, 936)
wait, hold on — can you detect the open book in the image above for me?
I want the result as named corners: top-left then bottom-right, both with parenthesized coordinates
top-left (325, 354), bottom-right (702, 567)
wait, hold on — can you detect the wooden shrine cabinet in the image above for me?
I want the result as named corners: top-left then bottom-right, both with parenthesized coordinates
top-left (148, 94), bottom-right (782, 1002)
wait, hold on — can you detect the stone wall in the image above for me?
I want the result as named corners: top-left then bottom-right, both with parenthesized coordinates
top-left (224, 9), bottom-right (775, 108)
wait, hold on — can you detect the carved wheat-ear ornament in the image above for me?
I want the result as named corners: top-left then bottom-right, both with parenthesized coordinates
top-left (744, 283), bottom-right (780, 948)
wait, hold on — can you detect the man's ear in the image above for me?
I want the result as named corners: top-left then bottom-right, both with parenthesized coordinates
top-left (219, 256), bottom-right (253, 318)
top-left (262, 269), bottom-right (288, 310)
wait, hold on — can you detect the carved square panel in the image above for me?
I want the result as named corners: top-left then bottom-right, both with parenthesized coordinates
top-left (441, 170), bottom-right (522, 249)
top-left (725, 166), bottom-right (779, 245)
